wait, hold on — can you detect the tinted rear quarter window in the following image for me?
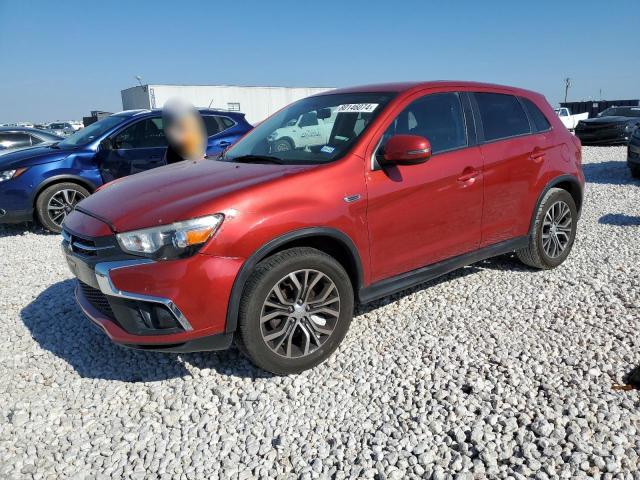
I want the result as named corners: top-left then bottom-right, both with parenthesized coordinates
top-left (474, 92), bottom-right (530, 142)
top-left (521, 97), bottom-right (551, 132)
top-left (203, 116), bottom-right (234, 136)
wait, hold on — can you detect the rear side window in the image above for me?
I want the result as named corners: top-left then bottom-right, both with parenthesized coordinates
top-left (520, 97), bottom-right (551, 133)
top-left (203, 116), bottom-right (234, 136)
top-left (474, 93), bottom-right (530, 142)
top-left (381, 92), bottom-right (467, 154)
top-left (113, 118), bottom-right (167, 149)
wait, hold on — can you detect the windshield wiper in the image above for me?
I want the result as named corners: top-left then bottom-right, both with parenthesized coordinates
top-left (232, 154), bottom-right (284, 164)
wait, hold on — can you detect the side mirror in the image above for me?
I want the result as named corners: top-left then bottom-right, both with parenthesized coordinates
top-left (381, 134), bottom-right (431, 164)
top-left (317, 108), bottom-right (332, 120)
top-left (99, 138), bottom-right (112, 151)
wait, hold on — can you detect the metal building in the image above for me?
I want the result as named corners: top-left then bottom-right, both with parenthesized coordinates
top-left (121, 84), bottom-right (335, 125)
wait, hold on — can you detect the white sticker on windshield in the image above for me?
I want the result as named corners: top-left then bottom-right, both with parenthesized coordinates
top-left (335, 103), bottom-right (379, 113)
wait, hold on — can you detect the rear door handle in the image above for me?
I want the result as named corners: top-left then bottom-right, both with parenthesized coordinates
top-left (218, 140), bottom-right (232, 147)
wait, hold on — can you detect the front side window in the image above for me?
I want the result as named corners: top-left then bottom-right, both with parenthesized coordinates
top-left (379, 92), bottom-right (467, 155)
top-left (223, 92), bottom-right (394, 165)
top-left (58, 115), bottom-right (126, 148)
top-left (113, 118), bottom-right (167, 149)
top-left (474, 92), bottom-right (530, 142)
top-left (30, 135), bottom-right (43, 145)
top-left (0, 132), bottom-right (31, 148)
top-left (598, 107), bottom-right (640, 118)
top-left (521, 98), bottom-right (551, 132)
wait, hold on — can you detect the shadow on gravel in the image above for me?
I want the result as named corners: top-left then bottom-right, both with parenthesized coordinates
top-left (21, 279), bottom-right (271, 382)
top-left (582, 161), bottom-right (639, 186)
top-left (599, 213), bottom-right (640, 227)
top-left (0, 223), bottom-right (53, 237)
top-left (357, 253), bottom-right (529, 315)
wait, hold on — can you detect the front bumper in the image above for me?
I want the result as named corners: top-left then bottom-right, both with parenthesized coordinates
top-left (575, 127), bottom-right (630, 146)
top-left (62, 224), bottom-right (243, 351)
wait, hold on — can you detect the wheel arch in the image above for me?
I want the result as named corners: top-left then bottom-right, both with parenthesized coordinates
top-left (225, 227), bottom-right (364, 333)
top-left (529, 174), bottom-right (583, 234)
top-left (32, 175), bottom-right (98, 206)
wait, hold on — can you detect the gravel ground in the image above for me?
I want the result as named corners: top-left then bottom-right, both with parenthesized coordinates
top-left (0, 146), bottom-right (639, 479)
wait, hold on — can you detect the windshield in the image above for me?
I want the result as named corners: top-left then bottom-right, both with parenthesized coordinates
top-left (58, 115), bottom-right (126, 148)
top-left (223, 92), bottom-right (394, 164)
top-left (599, 107), bottom-right (640, 118)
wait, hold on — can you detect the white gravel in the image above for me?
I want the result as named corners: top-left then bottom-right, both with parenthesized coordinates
top-left (1, 146), bottom-right (639, 479)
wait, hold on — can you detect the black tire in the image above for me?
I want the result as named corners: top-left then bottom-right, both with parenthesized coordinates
top-left (36, 182), bottom-right (89, 233)
top-left (630, 164), bottom-right (640, 179)
top-left (272, 138), bottom-right (293, 153)
top-left (237, 247), bottom-right (354, 375)
top-left (517, 188), bottom-right (578, 270)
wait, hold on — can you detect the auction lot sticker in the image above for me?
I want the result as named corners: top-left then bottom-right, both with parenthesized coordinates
top-left (335, 103), bottom-right (379, 113)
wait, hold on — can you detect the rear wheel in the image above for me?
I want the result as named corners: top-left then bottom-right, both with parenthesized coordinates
top-left (630, 164), bottom-right (640, 179)
top-left (517, 188), bottom-right (578, 269)
top-left (237, 247), bottom-right (353, 374)
top-left (36, 182), bottom-right (89, 233)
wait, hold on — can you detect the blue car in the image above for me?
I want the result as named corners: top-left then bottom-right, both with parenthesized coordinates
top-left (0, 109), bottom-right (252, 232)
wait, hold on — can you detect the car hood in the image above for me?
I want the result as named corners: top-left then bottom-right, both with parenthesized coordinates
top-left (0, 145), bottom-right (70, 169)
top-left (77, 159), bottom-right (313, 232)
top-left (580, 116), bottom-right (637, 125)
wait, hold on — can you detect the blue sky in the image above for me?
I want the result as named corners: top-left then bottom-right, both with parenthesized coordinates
top-left (0, 0), bottom-right (638, 122)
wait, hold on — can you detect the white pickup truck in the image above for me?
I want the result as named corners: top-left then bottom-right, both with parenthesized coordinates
top-left (555, 108), bottom-right (589, 132)
top-left (268, 110), bottom-right (338, 152)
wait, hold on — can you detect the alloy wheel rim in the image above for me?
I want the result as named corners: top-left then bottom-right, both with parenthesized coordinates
top-left (542, 200), bottom-right (572, 258)
top-left (260, 269), bottom-right (340, 359)
top-left (47, 189), bottom-right (86, 226)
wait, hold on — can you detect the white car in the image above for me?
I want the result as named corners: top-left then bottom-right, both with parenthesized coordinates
top-left (268, 109), bottom-right (337, 152)
top-left (47, 122), bottom-right (82, 136)
top-left (555, 108), bottom-right (588, 132)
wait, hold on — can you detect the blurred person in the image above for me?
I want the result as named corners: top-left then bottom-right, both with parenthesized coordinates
top-left (162, 98), bottom-right (207, 163)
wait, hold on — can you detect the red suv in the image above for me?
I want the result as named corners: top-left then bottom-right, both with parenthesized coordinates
top-left (62, 81), bottom-right (584, 374)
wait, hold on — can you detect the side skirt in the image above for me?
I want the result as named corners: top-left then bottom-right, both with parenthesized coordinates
top-left (358, 237), bottom-right (529, 304)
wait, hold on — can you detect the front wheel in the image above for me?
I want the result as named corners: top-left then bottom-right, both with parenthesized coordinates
top-left (517, 188), bottom-right (578, 269)
top-left (237, 247), bottom-right (354, 374)
top-left (36, 182), bottom-right (89, 233)
top-left (272, 138), bottom-right (293, 153)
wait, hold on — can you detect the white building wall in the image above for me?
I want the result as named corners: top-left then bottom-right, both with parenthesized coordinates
top-left (120, 85), bottom-right (335, 125)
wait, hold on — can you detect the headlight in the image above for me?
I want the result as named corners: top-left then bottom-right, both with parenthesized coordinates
top-left (116, 214), bottom-right (223, 259)
top-left (0, 168), bottom-right (27, 183)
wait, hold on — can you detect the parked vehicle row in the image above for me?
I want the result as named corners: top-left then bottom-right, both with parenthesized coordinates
top-left (0, 109), bottom-right (252, 232)
top-left (59, 81), bottom-right (584, 374)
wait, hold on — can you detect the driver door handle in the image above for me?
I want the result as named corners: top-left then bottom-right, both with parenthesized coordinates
top-left (457, 168), bottom-right (480, 183)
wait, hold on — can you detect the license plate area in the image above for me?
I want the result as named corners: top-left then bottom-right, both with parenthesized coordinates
top-left (63, 246), bottom-right (100, 289)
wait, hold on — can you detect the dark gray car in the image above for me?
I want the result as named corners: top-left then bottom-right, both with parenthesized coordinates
top-left (0, 127), bottom-right (63, 152)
